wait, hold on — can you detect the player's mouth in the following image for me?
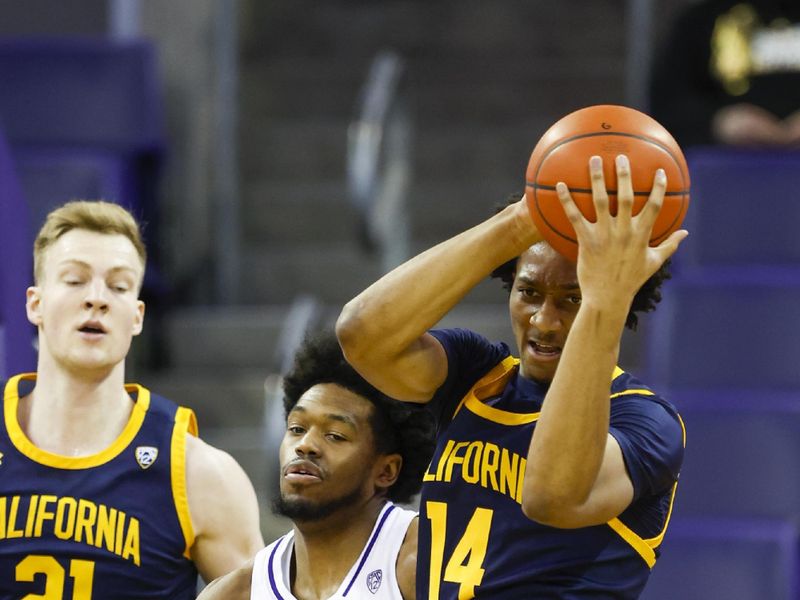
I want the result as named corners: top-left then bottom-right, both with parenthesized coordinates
top-left (528, 340), bottom-right (562, 361)
top-left (283, 460), bottom-right (323, 484)
top-left (78, 320), bottom-right (107, 339)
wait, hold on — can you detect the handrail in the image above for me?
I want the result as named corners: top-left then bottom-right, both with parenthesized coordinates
top-left (347, 49), bottom-right (413, 273)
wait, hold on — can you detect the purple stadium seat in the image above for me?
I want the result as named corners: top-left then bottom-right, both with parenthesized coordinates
top-left (646, 267), bottom-right (800, 390)
top-left (13, 147), bottom-right (128, 233)
top-left (0, 129), bottom-right (36, 377)
top-left (642, 517), bottom-right (799, 600)
top-left (0, 38), bottom-right (167, 297)
top-left (678, 147), bottom-right (800, 268)
top-left (668, 390), bottom-right (800, 520)
top-left (0, 38), bottom-right (164, 153)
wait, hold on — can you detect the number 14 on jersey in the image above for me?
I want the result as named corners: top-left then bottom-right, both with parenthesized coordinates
top-left (426, 501), bottom-right (493, 600)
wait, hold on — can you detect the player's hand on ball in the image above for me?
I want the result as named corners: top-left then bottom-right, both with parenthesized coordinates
top-left (555, 154), bottom-right (688, 308)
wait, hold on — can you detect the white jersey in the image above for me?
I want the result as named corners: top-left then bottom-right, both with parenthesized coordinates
top-left (251, 501), bottom-right (416, 600)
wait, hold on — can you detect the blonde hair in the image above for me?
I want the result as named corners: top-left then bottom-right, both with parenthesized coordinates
top-left (33, 200), bottom-right (147, 284)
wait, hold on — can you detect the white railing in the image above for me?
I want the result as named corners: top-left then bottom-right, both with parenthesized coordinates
top-left (347, 50), bottom-right (413, 273)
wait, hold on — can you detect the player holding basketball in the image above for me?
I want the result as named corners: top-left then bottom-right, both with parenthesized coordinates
top-left (0, 201), bottom-right (264, 598)
top-left (197, 331), bottom-right (435, 600)
top-left (336, 153), bottom-right (687, 597)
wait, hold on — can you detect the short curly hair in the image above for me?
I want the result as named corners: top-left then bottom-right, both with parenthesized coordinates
top-left (282, 329), bottom-right (435, 504)
top-left (490, 193), bottom-right (672, 330)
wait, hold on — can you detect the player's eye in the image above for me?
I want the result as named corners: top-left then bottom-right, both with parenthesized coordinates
top-left (517, 287), bottom-right (535, 297)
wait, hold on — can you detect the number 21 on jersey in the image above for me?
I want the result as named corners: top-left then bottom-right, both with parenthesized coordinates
top-left (426, 501), bottom-right (493, 600)
top-left (16, 555), bottom-right (95, 600)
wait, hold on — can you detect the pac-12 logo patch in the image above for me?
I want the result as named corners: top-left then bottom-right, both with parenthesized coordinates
top-left (366, 569), bottom-right (383, 594)
top-left (135, 446), bottom-right (159, 469)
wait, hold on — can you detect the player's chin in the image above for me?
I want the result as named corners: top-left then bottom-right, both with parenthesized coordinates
top-left (521, 353), bottom-right (559, 383)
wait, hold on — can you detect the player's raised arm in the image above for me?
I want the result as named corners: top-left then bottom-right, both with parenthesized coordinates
top-left (521, 155), bottom-right (687, 528)
top-left (336, 199), bottom-right (541, 402)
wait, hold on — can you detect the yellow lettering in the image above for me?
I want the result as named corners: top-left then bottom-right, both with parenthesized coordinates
top-left (75, 499), bottom-right (97, 545)
top-left (0, 497), bottom-right (6, 539)
top-left (480, 443), bottom-right (500, 492)
top-left (435, 440), bottom-right (457, 481)
top-left (7, 496), bottom-right (24, 538)
top-left (25, 494), bottom-right (39, 537)
top-left (461, 441), bottom-right (483, 484)
top-left (122, 517), bottom-right (141, 566)
top-left (444, 442), bottom-right (470, 482)
top-left (115, 511), bottom-right (126, 555)
top-left (516, 457), bottom-right (527, 504)
top-left (54, 496), bottom-right (78, 540)
top-left (499, 448), bottom-right (519, 498)
top-left (34, 495), bottom-right (57, 537)
top-left (95, 505), bottom-right (117, 552)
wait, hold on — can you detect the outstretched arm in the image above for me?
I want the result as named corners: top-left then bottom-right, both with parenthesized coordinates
top-left (337, 200), bottom-right (541, 402)
top-left (522, 155), bottom-right (687, 528)
top-left (186, 435), bottom-right (264, 582)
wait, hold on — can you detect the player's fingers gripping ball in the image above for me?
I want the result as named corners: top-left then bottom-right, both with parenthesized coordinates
top-left (525, 104), bottom-right (690, 261)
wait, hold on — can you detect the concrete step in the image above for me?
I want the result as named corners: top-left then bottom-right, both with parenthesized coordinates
top-left (240, 117), bottom-right (348, 180)
top-left (243, 0), bottom-right (625, 61)
top-left (407, 177), bottom-right (522, 244)
top-left (137, 370), bottom-right (269, 430)
top-left (241, 179), bottom-right (358, 245)
top-left (243, 0), bottom-right (447, 60)
top-left (241, 58), bottom-right (367, 121)
top-left (161, 305), bottom-right (292, 371)
top-left (240, 243), bottom-right (383, 305)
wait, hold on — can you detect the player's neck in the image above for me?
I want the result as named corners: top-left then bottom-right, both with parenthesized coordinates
top-left (18, 359), bottom-right (135, 456)
top-left (290, 498), bottom-right (386, 599)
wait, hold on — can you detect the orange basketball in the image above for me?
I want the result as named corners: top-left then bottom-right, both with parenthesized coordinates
top-left (525, 104), bottom-right (690, 261)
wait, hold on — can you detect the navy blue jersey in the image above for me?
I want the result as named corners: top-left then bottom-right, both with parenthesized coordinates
top-left (0, 374), bottom-right (199, 599)
top-left (416, 329), bottom-right (685, 599)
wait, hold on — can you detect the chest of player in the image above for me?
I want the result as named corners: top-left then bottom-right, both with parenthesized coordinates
top-left (417, 388), bottom-right (649, 598)
top-left (0, 384), bottom-right (196, 599)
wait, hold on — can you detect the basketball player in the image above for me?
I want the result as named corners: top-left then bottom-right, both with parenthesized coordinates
top-left (197, 331), bottom-right (435, 600)
top-left (336, 155), bottom-right (687, 598)
top-left (0, 201), bottom-right (264, 598)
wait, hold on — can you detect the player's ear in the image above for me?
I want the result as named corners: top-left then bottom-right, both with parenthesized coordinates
top-left (26, 286), bottom-right (43, 327)
top-left (374, 453), bottom-right (402, 492)
top-left (132, 300), bottom-right (145, 336)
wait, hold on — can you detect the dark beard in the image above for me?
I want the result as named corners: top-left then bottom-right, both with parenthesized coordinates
top-left (272, 485), bottom-right (365, 522)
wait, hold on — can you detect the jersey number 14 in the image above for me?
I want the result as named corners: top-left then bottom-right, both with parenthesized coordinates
top-left (427, 501), bottom-right (493, 600)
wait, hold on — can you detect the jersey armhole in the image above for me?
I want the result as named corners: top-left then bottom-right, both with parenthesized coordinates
top-left (171, 406), bottom-right (197, 558)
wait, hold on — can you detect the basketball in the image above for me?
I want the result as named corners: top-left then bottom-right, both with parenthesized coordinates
top-left (524, 104), bottom-right (690, 261)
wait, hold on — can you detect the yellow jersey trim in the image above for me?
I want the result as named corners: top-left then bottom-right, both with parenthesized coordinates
top-left (4, 374), bottom-right (150, 469)
top-left (172, 406), bottom-right (197, 559)
top-left (610, 388), bottom-right (655, 399)
top-left (606, 395), bottom-right (686, 567)
top-left (607, 517), bottom-right (657, 568)
top-left (458, 357), bottom-right (544, 425)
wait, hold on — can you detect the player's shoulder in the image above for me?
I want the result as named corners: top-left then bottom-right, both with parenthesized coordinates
top-left (610, 368), bottom-right (682, 419)
top-left (185, 435), bottom-right (247, 487)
